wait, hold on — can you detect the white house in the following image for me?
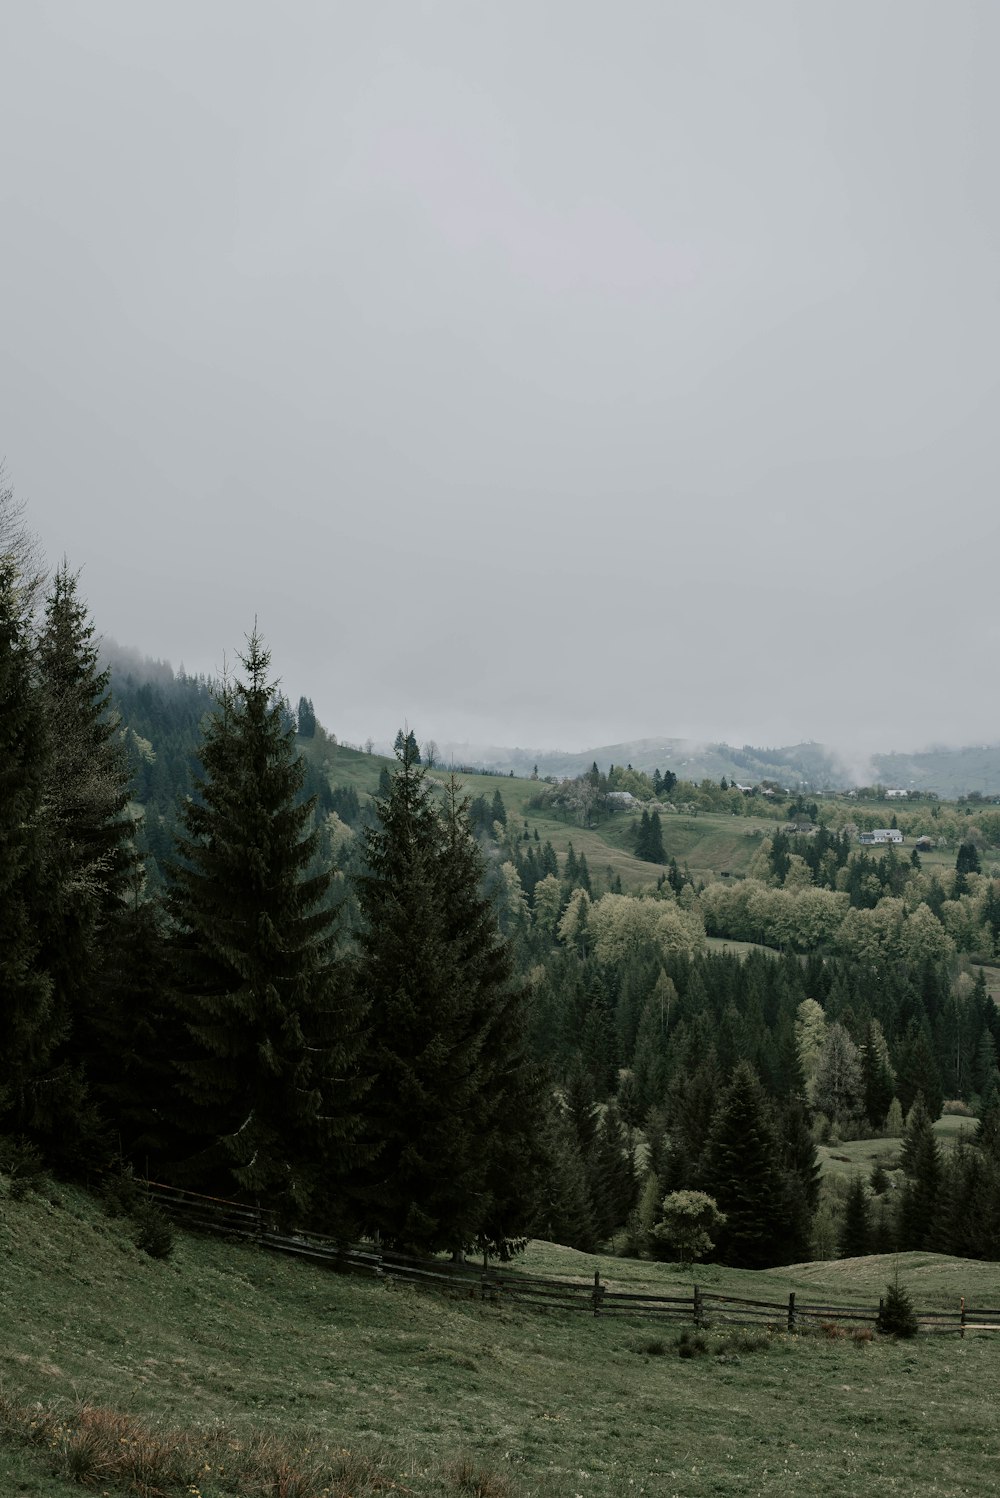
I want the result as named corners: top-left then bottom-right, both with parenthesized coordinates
top-left (858, 829), bottom-right (904, 845)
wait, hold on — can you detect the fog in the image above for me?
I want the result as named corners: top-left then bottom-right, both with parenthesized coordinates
top-left (3, 2), bottom-right (998, 757)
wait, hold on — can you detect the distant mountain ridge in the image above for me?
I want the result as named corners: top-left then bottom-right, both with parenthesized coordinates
top-left (439, 737), bottom-right (1000, 799)
top-left (100, 643), bottom-right (1000, 801)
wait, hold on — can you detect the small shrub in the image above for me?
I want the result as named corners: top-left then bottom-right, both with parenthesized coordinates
top-left (717, 1328), bottom-right (774, 1356)
top-left (133, 1202), bottom-right (175, 1260)
top-left (100, 1168), bottom-right (144, 1218)
top-left (820, 1322), bottom-right (846, 1340)
top-left (850, 1326), bottom-right (874, 1344)
top-left (942, 1099), bottom-right (973, 1117)
top-left (869, 1162), bottom-right (890, 1195)
top-left (62, 1423), bottom-right (111, 1486)
top-left (0, 1135), bottom-right (46, 1201)
top-left (877, 1280), bottom-right (919, 1338)
top-left (677, 1329), bottom-right (709, 1359)
top-left (447, 1456), bottom-right (516, 1498)
top-left (631, 1337), bottom-right (667, 1357)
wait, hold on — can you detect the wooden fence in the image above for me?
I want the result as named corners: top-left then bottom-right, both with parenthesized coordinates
top-left (145, 1180), bottom-right (999, 1337)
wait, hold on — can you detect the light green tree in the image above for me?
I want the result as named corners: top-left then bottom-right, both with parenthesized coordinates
top-left (795, 998), bottom-right (828, 1105)
top-left (557, 886), bottom-right (591, 955)
top-left (532, 873), bottom-right (563, 936)
top-left (652, 1190), bottom-right (726, 1267)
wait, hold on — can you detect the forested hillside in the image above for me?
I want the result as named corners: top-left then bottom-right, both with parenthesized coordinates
top-left (5, 492), bottom-right (1000, 1277)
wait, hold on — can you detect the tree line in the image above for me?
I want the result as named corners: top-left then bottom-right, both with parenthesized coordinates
top-left (1, 492), bottom-right (546, 1254)
top-left (7, 483), bottom-right (1000, 1272)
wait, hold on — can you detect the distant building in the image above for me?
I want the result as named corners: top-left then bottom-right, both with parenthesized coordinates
top-left (885, 789), bottom-right (909, 799)
top-left (858, 829), bottom-right (904, 845)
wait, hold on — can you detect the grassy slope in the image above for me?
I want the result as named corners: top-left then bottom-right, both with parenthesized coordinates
top-left (815, 1116), bottom-right (976, 1185)
top-left (3, 1185), bottom-right (1000, 1498)
top-left (321, 745), bottom-right (779, 895)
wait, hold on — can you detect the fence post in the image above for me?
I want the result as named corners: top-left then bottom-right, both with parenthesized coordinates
top-left (787, 1292), bottom-right (796, 1334)
top-left (960, 1296), bottom-right (966, 1339)
top-left (693, 1285), bottom-right (703, 1329)
top-left (592, 1270), bottom-right (605, 1317)
top-left (878, 1296), bottom-right (884, 1332)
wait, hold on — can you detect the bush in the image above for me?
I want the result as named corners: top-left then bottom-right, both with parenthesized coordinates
top-left (630, 1337), bottom-right (667, 1357)
top-left (942, 1099), bottom-right (974, 1117)
top-left (676, 1330), bottom-right (709, 1359)
top-left (133, 1203), bottom-right (175, 1260)
top-left (877, 1280), bottom-right (918, 1338)
top-left (100, 1169), bottom-right (144, 1218)
top-left (0, 1136), bottom-right (46, 1201)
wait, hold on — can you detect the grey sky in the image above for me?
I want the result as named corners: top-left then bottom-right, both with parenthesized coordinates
top-left (3, 1), bottom-right (998, 757)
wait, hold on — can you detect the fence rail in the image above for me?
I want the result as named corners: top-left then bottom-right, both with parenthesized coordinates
top-left (144, 1180), bottom-right (994, 1337)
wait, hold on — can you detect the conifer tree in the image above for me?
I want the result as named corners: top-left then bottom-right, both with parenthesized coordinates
top-left (897, 1093), bottom-right (941, 1249)
top-left (0, 553), bottom-right (55, 1133)
top-left (353, 740), bottom-right (542, 1255)
top-left (838, 1175), bottom-right (872, 1257)
top-left (165, 631), bottom-right (364, 1227)
top-left (701, 1060), bottom-right (786, 1268)
top-left (31, 565), bottom-right (141, 1158)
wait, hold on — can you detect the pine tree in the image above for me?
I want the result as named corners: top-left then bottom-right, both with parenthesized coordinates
top-left (353, 741), bottom-right (542, 1254)
top-left (437, 777), bottom-right (545, 1258)
top-left (897, 1093), bottom-right (941, 1249)
top-left (701, 1060), bottom-right (786, 1268)
top-left (838, 1176), bottom-right (872, 1257)
top-left (31, 564), bottom-right (141, 1159)
top-left (165, 631), bottom-right (364, 1227)
top-left (647, 811), bottom-right (666, 864)
top-left (0, 553), bottom-right (56, 1133)
top-left (295, 696), bottom-right (316, 738)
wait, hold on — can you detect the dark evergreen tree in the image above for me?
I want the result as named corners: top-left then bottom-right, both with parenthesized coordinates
top-left (353, 739), bottom-right (541, 1255)
top-left (295, 695), bottom-right (317, 738)
top-left (530, 1101), bottom-right (597, 1252)
top-left (897, 1093), bottom-right (941, 1250)
top-left (31, 564), bottom-right (141, 1159)
top-left (700, 1060), bottom-right (786, 1268)
top-left (437, 777), bottom-right (545, 1258)
top-left (954, 840), bottom-right (981, 895)
top-left (647, 810), bottom-right (666, 864)
top-left (587, 1102), bottom-right (639, 1241)
top-left (778, 1095), bottom-right (821, 1261)
top-left (165, 632), bottom-right (365, 1227)
top-left (896, 1027), bottom-right (944, 1119)
top-left (0, 554), bottom-right (55, 1134)
top-left (839, 1176), bottom-right (872, 1258)
top-left (393, 727), bottom-right (420, 764)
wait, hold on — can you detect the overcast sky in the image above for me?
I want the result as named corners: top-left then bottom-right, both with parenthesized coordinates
top-left (3, 1), bottom-right (998, 757)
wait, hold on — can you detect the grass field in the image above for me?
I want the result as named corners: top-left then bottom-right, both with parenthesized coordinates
top-left (815, 1116), bottom-right (975, 1184)
top-left (3, 1182), bottom-right (1000, 1498)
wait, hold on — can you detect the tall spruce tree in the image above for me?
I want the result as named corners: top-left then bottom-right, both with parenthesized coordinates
top-left (165, 631), bottom-right (365, 1227)
top-left (31, 565), bottom-right (140, 1159)
top-left (0, 552), bottom-right (56, 1133)
top-left (353, 739), bottom-right (542, 1254)
top-left (701, 1060), bottom-right (787, 1268)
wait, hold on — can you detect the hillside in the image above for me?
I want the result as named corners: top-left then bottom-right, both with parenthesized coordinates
top-left (439, 736), bottom-right (1000, 800)
top-left (2, 1181), bottom-right (999, 1498)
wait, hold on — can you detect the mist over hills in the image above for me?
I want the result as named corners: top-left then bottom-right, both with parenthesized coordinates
top-left (101, 641), bottom-right (1000, 801)
top-left (436, 737), bottom-right (1000, 800)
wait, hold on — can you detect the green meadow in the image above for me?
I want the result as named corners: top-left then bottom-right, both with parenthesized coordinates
top-left (3, 1183), bottom-right (999, 1498)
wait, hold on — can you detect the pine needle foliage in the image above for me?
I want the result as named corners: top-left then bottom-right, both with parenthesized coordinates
top-left (165, 631), bottom-right (365, 1228)
top-left (0, 554), bottom-right (56, 1131)
top-left (353, 741), bottom-right (543, 1255)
